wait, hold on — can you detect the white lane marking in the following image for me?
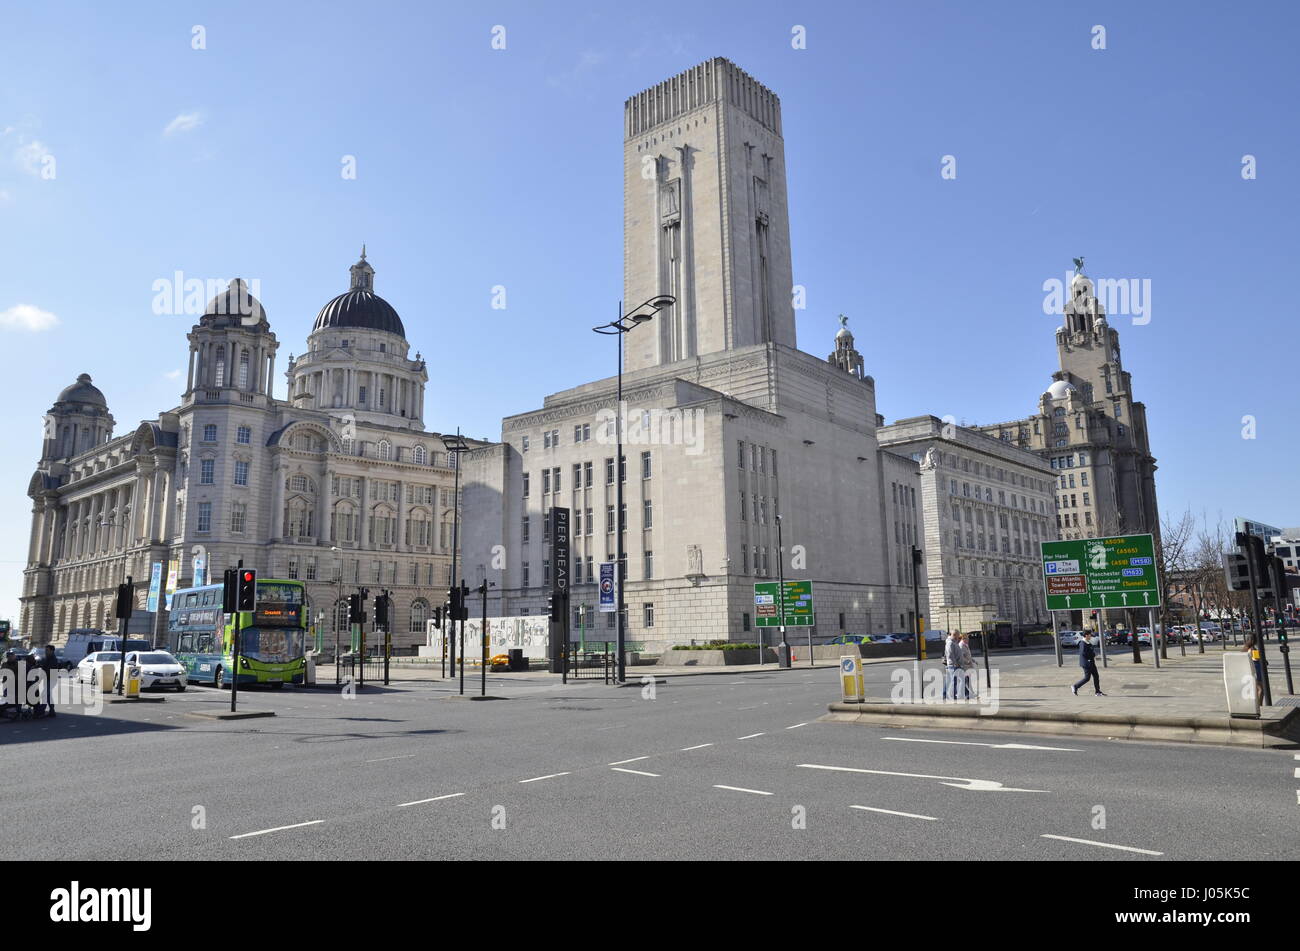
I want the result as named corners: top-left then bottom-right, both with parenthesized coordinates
top-left (397, 793), bottom-right (465, 807)
top-left (797, 763), bottom-right (1048, 793)
top-left (681, 743), bottom-right (713, 751)
top-left (608, 756), bottom-right (650, 766)
top-left (1040, 834), bottom-right (1163, 856)
top-left (786, 723), bottom-right (808, 730)
top-left (850, 805), bottom-right (939, 821)
top-left (519, 772), bottom-right (571, 784)
top-left (713, 785), bottom-right (773, 796)
top-left (738, 705), bottom-right (760, 711)
top-left (610, 768), bottom-right (660, 777)
top-left (882, 737), bottom-right (1081, 752)
top-left (230, 820), bottom-right (325, 840)
top-left (367, 754), bottom-right (417, 763)
top-left (738, 732), bottom-right (765, 739)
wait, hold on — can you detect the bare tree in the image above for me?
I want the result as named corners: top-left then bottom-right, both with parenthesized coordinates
top-left (1156, 508), bottom-right (1197, 653)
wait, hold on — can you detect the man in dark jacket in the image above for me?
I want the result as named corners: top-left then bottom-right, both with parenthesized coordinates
top-left (38, 643), bottom-right (58, 716)
top-left (1071, 631), bottom-right (1105, 696)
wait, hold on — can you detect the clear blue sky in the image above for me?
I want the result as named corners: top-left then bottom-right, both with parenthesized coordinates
top-left (1, 0), bottom-right (1295, 624)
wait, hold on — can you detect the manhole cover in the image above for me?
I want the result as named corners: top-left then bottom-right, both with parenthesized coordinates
top-left (1120, 684), bottom-right (1150, 690)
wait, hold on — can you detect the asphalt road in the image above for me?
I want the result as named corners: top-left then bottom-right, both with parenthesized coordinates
top-left (2, 662), bottom-right (1294, 861)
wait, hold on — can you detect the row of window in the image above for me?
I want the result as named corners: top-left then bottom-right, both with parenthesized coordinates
top-left (1056, 493), bottom-right (1091, 509)
top-left (1049, 452), bottom-right (1090, 469)
top-left (737, 440), bottom-right (777, 477)
top-left (739, 491), bottom-right (777, 524)
top-left (520, 552), bottom-right (655, 587)
top-left (937, 451), bottom-right (1046, 494)
top-left (949, 479), bottom-right (1049, 514)
top-left (1058, 512), bottom-right (1093, 529)
top-left (953, 530), bottom-right (1044, 556)
top-left (524, 452), bottom-right (654, 498)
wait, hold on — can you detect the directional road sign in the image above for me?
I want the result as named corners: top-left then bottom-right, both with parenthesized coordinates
top-left (1039, 534), bottom-right (1161, 611)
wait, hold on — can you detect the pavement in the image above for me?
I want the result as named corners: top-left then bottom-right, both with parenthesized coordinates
top-left (826, 645), bottom-right (1300, 748)
top-left (2, 664), bottom-right (1295, 861)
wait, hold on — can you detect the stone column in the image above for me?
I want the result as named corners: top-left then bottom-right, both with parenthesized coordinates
top-left (186, 345), bottom-right (197, 393)
top-left (270, 461), bottom-right (286, 541)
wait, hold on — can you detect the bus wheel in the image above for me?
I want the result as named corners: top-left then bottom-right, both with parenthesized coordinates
top-left (214, 667), bottom-right (225, 689)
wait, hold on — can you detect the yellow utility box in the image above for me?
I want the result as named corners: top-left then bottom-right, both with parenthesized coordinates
top-left (124, 664), bottom-right (141, 698)
top-left (839, 654), bottom-right (864, 702)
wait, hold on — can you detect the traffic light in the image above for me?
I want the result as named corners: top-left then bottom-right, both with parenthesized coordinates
top-left (114, 581), bottom-right (134, 620)
top-left (449, 585), bottom-right (461, 619)
top-left (236, 569), bottom-right (257, 611)
top-left (374, 592), bottom-right (390, 629)
top-left (222, 568), bottom-right (239, 613)
top-left (348, 594), bottom-right (362, 624)
top-left (433, 605), bottom-right (442, 628)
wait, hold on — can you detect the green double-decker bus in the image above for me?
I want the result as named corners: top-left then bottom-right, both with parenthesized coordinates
top-left (167, 579), bottom-right (307, 688)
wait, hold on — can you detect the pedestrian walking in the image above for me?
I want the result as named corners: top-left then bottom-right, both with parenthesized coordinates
top-left (943, 631), bottom-right (961, 700)
top-left (38, 643), bottom-right (57, 717)
top-left (958, 632), bottom-right (977, 700)
top-left (1071, 630), bottom-right (1105, 696)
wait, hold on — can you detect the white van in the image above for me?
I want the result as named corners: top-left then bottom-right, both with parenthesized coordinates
top-left (63, 630), bottom-right (150, 666)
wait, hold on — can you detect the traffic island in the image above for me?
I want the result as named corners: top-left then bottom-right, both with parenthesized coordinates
top-left (105, 695), bottom-right (167, 704)
top-left (442, 695), bottom-right (508, 701)
top-left (823, 699), bottom-right (1300, 748)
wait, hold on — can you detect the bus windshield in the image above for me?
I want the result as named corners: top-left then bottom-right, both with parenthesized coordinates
top-left (256, 583), bottom-right (303, 605)
top-left (237, 628), bottom-right (303, 664)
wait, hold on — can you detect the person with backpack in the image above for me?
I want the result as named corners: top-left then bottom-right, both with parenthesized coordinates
top-left (1071, 630), bottom-right (1105, 696)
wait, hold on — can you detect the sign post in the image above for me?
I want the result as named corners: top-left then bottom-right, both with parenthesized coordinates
top-left (1040, 535), bottom-right (1161, 665)
top-left (550, 507), bottom-right (570, 676)
top-left (754, 582), bottom-right (816, 631)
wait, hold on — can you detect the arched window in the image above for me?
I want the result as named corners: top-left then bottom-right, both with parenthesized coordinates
top-left (1052, 407), bottom-right (1065, 417)
top-left (405, 509), bottom-right (431, 547)
top-left (284, 497), bottom-right (314, 538)
top-left (331, 501), bottom-right (357, 543)
top-left (238, 349), bottom-right (250, 389)
top-left (214, 346), bottom-right (226, 387)
top-left (413, 445), bottom-right (427, 465)
top-left (378, 440), bottom-right (391, 462)
top-left (369, 505), bottom-right (396, 545)
top-left (410, 598), bottom-right (429, 633)
top-left (334, 598), bottom-right (350, 634)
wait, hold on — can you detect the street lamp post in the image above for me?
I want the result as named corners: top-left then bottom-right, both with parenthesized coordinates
top-left (775, 515), bottom-right (791, 668)
top-left (442, 430), bottom-right (469, 685)
top-left (592, 296), bottom-right (675, 684)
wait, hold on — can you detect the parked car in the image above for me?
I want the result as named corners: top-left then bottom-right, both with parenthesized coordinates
top-left (123, 651), bottom-right (187, 691)
top-left (76, 651), bottom-right (123, 689)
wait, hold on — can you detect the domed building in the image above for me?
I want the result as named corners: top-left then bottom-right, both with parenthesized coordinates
top-left (21, 253), bottom-right (488, 648)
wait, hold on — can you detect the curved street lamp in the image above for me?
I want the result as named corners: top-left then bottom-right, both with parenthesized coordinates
top-left (591, 295), bottom-right (676, 683)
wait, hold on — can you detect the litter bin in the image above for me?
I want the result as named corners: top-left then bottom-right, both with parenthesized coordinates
top-left (304, 652), bottom-right (317, 685)
top-left (508, 649), bottom-right (526, 672)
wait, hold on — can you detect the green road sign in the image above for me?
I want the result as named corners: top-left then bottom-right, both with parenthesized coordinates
top-left (1040, 534), bottom-right (1161, 612)
top-left (754, 580), bottom-right (815, 627)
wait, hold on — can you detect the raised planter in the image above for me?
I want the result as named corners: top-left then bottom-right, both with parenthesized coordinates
top-left (660, 648), bottom-right (777, 666)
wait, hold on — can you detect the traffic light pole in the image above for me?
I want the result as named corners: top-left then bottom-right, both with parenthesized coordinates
top-left (459, 579), bottom-right (466, 696)
top-left (1238, 533), bottom-right (1273, 707)
top-left (480, 581), bottom-right (488, 697)
top-left (1268, 560), bottom-right (1294, 695)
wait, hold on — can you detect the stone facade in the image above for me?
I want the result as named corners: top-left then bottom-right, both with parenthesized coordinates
top-left (973, 271), bottom-right (1159, 544)
top-left (878, 416), bottom-right (1056, 631)
top-left (460, 59), bottom-right (919, 650)
top-left (21, 255), bottom-right (480, 649)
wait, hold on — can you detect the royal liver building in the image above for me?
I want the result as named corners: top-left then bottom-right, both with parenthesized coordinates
top-left (22, 253), bottom-right (477, 648)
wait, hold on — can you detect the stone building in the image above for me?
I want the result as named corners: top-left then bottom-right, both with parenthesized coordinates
top-left (460, 58), bottom-right (923, 649)
top-left (21, 253), bottom-right (480, 649)
top-left (878, 416), bottom-right (1057, 630)
top-left (974, 268), bottom-right (1159, 544)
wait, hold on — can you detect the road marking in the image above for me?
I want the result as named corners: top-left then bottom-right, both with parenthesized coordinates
top-left (519, 772), bottom-right (571, 784)
top-left (1040, 834), bottom-right (1163, 856)
top-left (681, 743), bottom-right (713, 751)
top-left (610, 768), bottom-right (660, 777)
top-left (367, 754), bottom-right (417, 763)
top-left (738, 732), bottom-right (765, 740)
top-left (882, 737), bottom-right (1081, 752)
top-left (850, 805), bottom-right (938, 821)
top-left (738, 705), bottom-right (760, 711)
top-left (230, 820), bottom-right (325, 839)
top-left (713, 785), bottom-right (773, 796)
top-left (786, 723), bottom-right (807, 730)
top-left (608, 756), bottom-right (650, 766)
top-left (397, 793), bottom-right (465, 807)
top-left (797, 763), bottom-right (1048, 793)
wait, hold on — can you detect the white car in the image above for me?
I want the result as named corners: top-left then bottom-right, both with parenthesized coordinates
top-left (124, 651), bottom-right (187, 691)
top-left (75, 651), bottom-right (123, 689)
top-left (1058, 630), bottom-right (1084, 648)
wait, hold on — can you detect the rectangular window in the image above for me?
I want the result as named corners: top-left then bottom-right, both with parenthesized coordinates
top-left (230, 503), bottom-right (245, 534)
top-left (522, 562), bottom-right (530, 588)
top-left (197, 502), bottom-right (211, 533)
top-left (585, 507), bottom-right (593, 536)
top-left (288, 560), bottom-right (298, 580)
top-left (200, 459), bottom-right (214, 484)
top-left (643, 499), bottom-right (653, 529)
top-left (605, 458), bottom-right (615, 485)
top-left (643, 603), bottom-right (654, 628)
top-left (521, 515), bottom-right (530, 543)
top-left (236, 426), bottom-right (250, 445)
top-left (583, 461), bottom-right (593, 488)
top-left (743, 613), bottom-right (751, 632)
top-left (203, 424), bottom-right (217, 442)
top-left (606, 505), bottom-right (615, 534)
top-left (740, 491), bottom-right (747, 521)
top-left (574, 509), bottom-right (582, 536)
top-left (738, 440), bottom-right (746, 469)
top-left (522, 473), bottom-right (530, 497)
top-left (542, 469), bottom-right (551, 494)
top-left (573, 463), bottom-right (582, 489)
top-left (552, 467), bottom-right (561, 493)
top-left (543, 559), bottom-right (551, 586)
top-left (359, 385), bottom-right (367, 404)
top-left (234, 460), bottom-right (249, 486)
top-left (641, 451), bottom-right (652, 479)
top-left (521, 435), bottom-right (529, 452)
top-left (644, 550), bottom-right (653, 579)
